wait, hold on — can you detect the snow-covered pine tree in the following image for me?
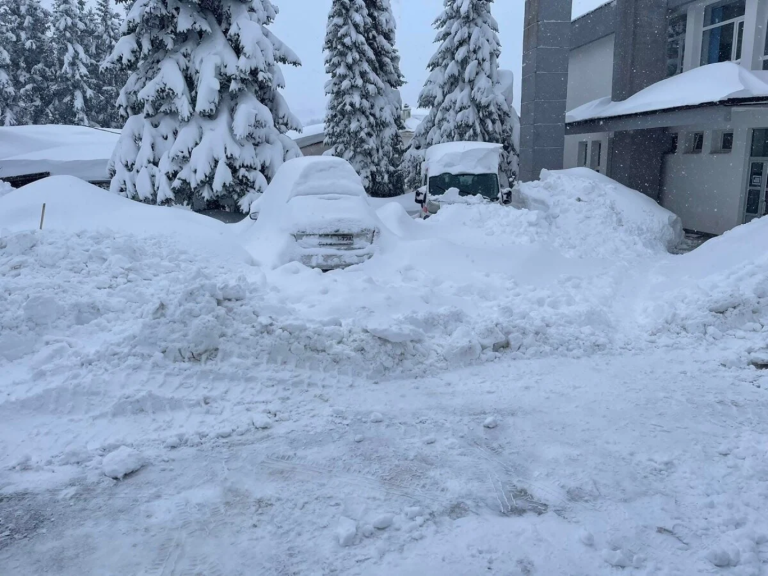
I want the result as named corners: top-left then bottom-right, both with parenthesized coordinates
top-left (404, 0), bottom-right (518, 189)
top-left (88, 0), bottom-right (125, 127)
top-left (324, 0), bottom-right (397, 198)
top-left (0, 2), bottom-right (18, 126)
top-left (14, 0), bottom-right (56, 125)
top-left (109, 0), bottom-right (302, 213)
top-left (51, 0), bottom-right (94, 125)
top-left (363, 0), bottom-right (405, 197)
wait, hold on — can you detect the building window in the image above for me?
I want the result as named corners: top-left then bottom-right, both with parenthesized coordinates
top-left (577, 141), bottom-right (588, 167)
top-left (752, 129), bottom-right (768, 157)
top-left (712, 130), bottom-right (734, 153)
top-left (700, 0), bottom-right (746, 66)
top-left (669, 133), bottom-right (679, 154)
top-left (667, 14), bottom-right (687, 77)
top-left (762, 21), bottom-right (768, 70)
top-left (685, 132), bottom-right (705, 154)
top-left (589, 142), bottom-right (602, 172)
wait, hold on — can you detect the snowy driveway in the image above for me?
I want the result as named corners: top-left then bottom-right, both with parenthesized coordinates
top-left (2, 349), bottom-right (768, 575)
top-left (1, 172), bottom-right (768, 574)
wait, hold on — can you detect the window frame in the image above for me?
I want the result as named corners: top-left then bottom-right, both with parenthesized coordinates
top-left (700, 0), bottom-right (747, 66)
top-left (711, 130), bottom-right (734, 154)
top-left (577, 141), bottom-right (588, 167)
top-left (666, 12), bottom-right (688, 77)
top-left (589, 141), bottom-right (602, 172)
top-left (685, 131), bottom-right (706, 154)
top-left (762, 19), bottom-right (768, 70)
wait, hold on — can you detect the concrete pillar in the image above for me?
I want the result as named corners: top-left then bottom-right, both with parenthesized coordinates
top-left (612, 0), bottom-right (667, 101)
top-left (520, 0), bottom-right (571, 182)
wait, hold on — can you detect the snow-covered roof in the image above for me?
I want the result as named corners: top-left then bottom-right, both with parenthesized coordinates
top-left (567, 62), bottom-right (768, 124)
top-left (572, 0), bottom-right (614, 21)
top-left (0, 125), bottom-right (121, 182)
top-left (287, 123), bottom-right (325, 148)
top-left (425, 142), bottom-right (502, 177)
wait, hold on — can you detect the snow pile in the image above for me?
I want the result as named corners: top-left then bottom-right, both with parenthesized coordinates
top-left (0, 178), bottom-right (11, 199)
top-left (428, 168), bottom-right (682, 259)
top-left (640, 217), bottom-right (768, 350)
top-left (102, 446), bottom-right (145, 480)
top-left (0, 176), bottom-right (252, 264)
top-left (0, 168), bottom-right (759, 381)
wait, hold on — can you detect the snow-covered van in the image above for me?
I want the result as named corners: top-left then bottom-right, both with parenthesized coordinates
top-left (415, 142), bottom-right (512, 217)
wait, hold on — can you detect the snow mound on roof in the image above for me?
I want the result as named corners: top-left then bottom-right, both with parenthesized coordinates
top-left (0, 176), bottom-right (252, 264)
top-left (425, 142), bottom-right (502, 177)
top-left (428, 168), bottom-right (682, 259)
top-left (568, 62), bottom-right (768, 123)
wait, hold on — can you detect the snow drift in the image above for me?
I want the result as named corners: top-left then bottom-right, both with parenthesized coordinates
top-left (0, 176), bottom-right (253, 264)
top-left (0, 169), bottom-right (762, 378)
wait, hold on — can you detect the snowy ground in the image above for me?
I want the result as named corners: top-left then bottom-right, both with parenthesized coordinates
top-left (1, 171), bottom-right (767, 575)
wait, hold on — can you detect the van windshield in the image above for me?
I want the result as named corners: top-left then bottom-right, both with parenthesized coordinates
top-left (428, 173), bottom-right (499, 201)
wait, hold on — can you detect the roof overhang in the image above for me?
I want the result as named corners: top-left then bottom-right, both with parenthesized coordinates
top-left (566, 99), bottom-right (768, 134)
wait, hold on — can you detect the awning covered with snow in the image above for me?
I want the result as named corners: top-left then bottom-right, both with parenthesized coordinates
top-left (567, 62), bottom-right (768, 125)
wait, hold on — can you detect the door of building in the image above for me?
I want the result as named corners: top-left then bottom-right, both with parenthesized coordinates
top-left (745, 159), bottom-right (768, 224)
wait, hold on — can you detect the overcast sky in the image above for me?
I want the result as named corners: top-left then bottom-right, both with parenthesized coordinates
top-left (43, 0), bottom-right (608, 126)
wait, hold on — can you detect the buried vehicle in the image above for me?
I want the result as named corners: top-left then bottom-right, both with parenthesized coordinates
top-left (243, 157), bottom-right (381, 271)
top-left (416, 142), bottom-right (513, 217)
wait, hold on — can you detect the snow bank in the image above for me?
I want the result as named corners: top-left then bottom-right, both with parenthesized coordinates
top-left (0, 176), bottom-right (252, 264)
top-left (430, 168), bottom-right (682, 259)
top-left (0, 167), bottom-right (760, 381)
top-left (567, 62), bottom-right (768, 123)
top-left (641, 217), bottom-right (768, 345)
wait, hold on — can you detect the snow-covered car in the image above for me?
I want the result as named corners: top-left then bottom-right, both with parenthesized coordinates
top-left (415, 142), bottom-right (513, 217)
top-left (243, 157), bottom-right (381, 271)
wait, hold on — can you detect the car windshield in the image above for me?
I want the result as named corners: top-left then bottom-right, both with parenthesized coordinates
top-left (428, 173), bottom-right (499, 201)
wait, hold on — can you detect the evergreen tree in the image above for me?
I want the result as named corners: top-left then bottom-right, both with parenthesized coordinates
top-left (324, 0), bottom-right (399, 197)
top-left (90, 0), bottom-right (125, 127)
top-left (15, 0), bottom-right (56, 125)
top-left (363, 0), bottom-right (405, 197)
top-left (0, 2), bottom-right (18, 126)
top-left (109, 0), bottom-right (302, 213)
top-left (404, 0), bottom-right (518, 189)
top-left (51, 0), bottom-right (94, 125)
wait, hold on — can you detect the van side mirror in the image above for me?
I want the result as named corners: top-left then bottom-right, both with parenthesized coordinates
top-left (501, 189), bottom-right (513, 206)
top-left (249, 210), bottom-right (259, 221)
top-left (415, 186), bottom-right (426, 205)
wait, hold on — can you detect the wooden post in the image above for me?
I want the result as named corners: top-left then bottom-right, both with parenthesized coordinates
top-left (39, 203), bottom-right (46, 230)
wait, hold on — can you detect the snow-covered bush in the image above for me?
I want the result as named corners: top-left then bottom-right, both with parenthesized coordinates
top-left (405, 0), bottom-right (518, 189)
top-left (109, 0), bottom-right (302, 213)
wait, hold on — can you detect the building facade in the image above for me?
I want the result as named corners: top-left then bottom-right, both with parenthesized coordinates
top-left (523, 0), bottom-right (768, 235)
